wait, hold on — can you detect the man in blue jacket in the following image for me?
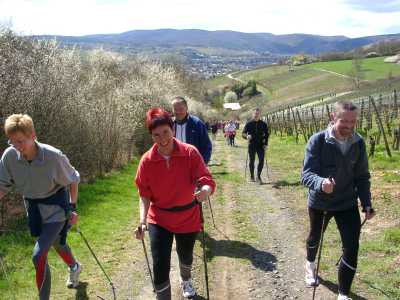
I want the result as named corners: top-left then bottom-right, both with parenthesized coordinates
top-left (301, 101), bottom-right (375, 300)
top-left (172, 96), bottom-right (212, 164)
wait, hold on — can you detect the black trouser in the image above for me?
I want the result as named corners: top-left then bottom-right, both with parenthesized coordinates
top-left (306, 206), bottom-right (361, 295)
top-left (148, 223), bottom-right (198, 286)
top-left (229, 134), bottom-right (235, 146)
top-left (248, 144), bottom-right (265, 178)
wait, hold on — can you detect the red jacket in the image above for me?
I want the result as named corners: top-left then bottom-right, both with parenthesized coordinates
top-left (135, 138), bottom-right (216, 233)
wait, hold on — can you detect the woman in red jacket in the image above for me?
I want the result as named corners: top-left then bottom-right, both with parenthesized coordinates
top-left (135, 108), bottom-right (216, 300)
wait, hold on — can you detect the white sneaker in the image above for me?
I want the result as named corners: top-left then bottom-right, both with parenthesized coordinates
top-left (181, 279), bottom-right (196, 298)
top-left (67, 262), bottom-right (82, 288)
top-left (338, 294), bottom-right (352, 300)
top-left (305, 260), bottom-right (318, 287)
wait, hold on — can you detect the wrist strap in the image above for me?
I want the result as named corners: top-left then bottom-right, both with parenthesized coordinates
top-left (70, 203), bottom-right (77, 212)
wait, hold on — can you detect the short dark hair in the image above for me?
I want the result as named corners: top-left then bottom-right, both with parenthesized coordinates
top-left (171, 96), bottom-right (188, 107)
top-left (334, 101), bottom-right (358, 117)
top-left (145, 108), bottom-right (174, 133)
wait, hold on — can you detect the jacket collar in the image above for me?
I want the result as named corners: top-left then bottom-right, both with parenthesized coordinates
top-left (175, 114), bottom-right (189, 125)
top-left (147, 138), bottom-right (187, 161)
top-left (325, 123), bottom-right (361, 145)
top-left (16, 141), bottom-right (45, 164)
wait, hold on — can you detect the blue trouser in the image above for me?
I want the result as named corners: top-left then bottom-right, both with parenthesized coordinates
top-left (32, 222), bottom-right (76, 300)
top-left (248, 144), bottom-right (265, 178)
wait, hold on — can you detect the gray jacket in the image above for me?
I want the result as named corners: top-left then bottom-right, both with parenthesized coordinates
top-left (301, 128), bottom-right (371, 211)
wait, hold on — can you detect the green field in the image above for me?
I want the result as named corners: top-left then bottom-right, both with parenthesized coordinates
top-left (236, 64), bottom-right (352, 108)
top-left (306, 56), bottom-right (400, 80)
top-left (236, 65), bottom-right (289, 83)
top-left (205, 75), bottom-right (235, 89)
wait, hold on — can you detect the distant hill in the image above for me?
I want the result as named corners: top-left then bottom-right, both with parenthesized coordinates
top-left (31, 29), bottom-right (400, 55)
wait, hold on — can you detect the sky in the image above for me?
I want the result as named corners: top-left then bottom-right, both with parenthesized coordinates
top-left (0, 0), bottom-right (400, 37)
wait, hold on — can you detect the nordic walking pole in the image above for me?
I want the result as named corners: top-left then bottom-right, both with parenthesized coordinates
top-left (199, 203), bottom-right (210, 300)
top-left (138, 226), bottom-right (155, 293)
top-left (207, 196), bottom-right (216, 228)
top-left (245, 150), bottom-right (249, 180)
top-left (312, 211), bottom-right (328, 300)
top-left (264, 147), bottom-right (270, 180)
top-left (77, 226), bottom-right (117, 300)
top-left (335, 208), bottom-right (375, 267)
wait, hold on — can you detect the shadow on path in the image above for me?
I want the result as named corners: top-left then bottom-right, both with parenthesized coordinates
top-left (75, 282), bottom-right (89, 300)
top-left (202, 233), bottom-right (277, 273)
top-left (272, 180), bottom-right (302, 189)
top-left (319, 278), bottom-right (368, 300)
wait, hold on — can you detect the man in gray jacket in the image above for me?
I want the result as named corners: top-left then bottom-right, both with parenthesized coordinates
top-left (301, 101), bottom-right (375, 300)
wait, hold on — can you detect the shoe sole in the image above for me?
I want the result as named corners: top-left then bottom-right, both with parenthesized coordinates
top-left (305, 280), bottom-right (319, 287)
top-left (67, 282), bottom-right (79, 289)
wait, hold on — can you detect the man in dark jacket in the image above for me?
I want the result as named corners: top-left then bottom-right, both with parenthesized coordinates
top-left (242, 108), bottom-right (269, 183)
top-left (301, 101), bottom-right (375, 300)
top-left (172, 96), bottom-right (212, 164)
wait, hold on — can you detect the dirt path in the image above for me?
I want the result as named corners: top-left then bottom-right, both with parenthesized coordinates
top-left (199, 136), bottom-right (338, 300)
top-left (120, 135), bottom-right (339, 300)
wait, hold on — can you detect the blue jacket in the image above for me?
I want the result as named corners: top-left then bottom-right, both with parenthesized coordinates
top-left (175, 114), bottom-right (212, 164)
top-left (301, 129), bottom-right (371, 211)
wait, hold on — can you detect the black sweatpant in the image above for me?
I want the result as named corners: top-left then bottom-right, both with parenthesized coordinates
top-left (229, 134), bottom-right (235, 146)
top-left (248, 144), bottom-right (265, 178)
top-left (148, 223), bottom-right (198, 286)
top-left (306, 206), bottom-right (361, 295)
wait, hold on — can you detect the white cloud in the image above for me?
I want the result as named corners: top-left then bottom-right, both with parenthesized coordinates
top-left (0, 0), bottom-right (399, 37)
top-left (343, 0), bottom-right (400, 13)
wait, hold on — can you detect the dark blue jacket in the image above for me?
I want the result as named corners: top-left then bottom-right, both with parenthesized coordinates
top-left (175, 114), bottom-right (212, 164)
top-left (25, 188), bottom-right (71, 245)
top-left (301, 129), bottom-right (371, 211)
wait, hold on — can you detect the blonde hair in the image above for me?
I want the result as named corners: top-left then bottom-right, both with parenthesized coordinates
top-left (4, 114), bottom-right (35, 137)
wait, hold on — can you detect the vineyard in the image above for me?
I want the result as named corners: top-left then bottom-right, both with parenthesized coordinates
top-left (266, 89), bottom-right (400, 157)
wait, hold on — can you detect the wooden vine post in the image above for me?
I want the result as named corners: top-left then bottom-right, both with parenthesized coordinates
top-left (369, 96), bottom-right (392, 157)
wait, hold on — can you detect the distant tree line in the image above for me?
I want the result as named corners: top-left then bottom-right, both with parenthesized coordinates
top-left (230, 80), bottom-right (259, 99)
top-left (318, 40), bottom-right (400, 62)
top-left (204, 79), bottom-right (259, 110)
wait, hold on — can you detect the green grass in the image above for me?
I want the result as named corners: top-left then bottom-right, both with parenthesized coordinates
top-left (267, 135), bottom-right (305, 185)
top-left (209, 158), bottom-right (242, 183)
top-left (0, 161), bottom-right (141, 299)
top-left (307, 57), bottom-right (400, 81)
top-left (370, 144), bottom-right (400, 170)
top-left (237, 65), bottom-right (291, 83)
top-left (205, 75), bottom-right (235, 88)
top-left (356, 226), bottom-right (400, 299)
